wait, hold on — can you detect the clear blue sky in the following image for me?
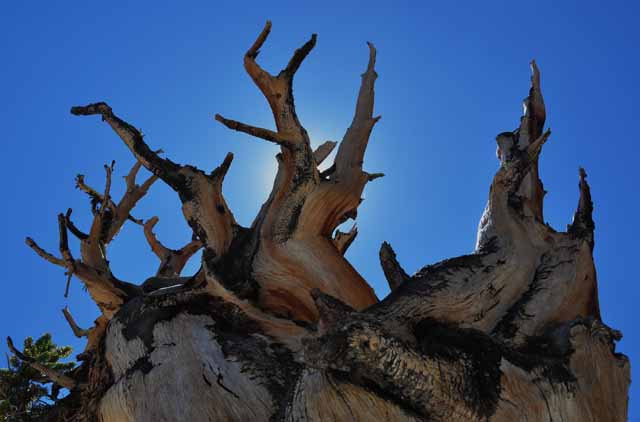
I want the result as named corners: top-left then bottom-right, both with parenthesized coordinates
top-left (1, 0), bottom-right (638, 418)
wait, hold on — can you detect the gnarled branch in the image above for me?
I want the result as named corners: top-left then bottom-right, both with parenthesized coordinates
top-left (71, 104), bottom-right (238, 265)
top-left (334, 42), bottom-right (381, 184)
top-left (210, 23), bottom-right (381, 320)
top-left (71, 103), bottom-right (182, 187)
top-left (65, 209), bottom-right (89, 240)
top-left (242, 20), bottom-right (316, 140)
top-left (143, 216), bottom-right (202, 278)
top-left (214, 114), bottom-right (285, 145)
top-left (313, 141), bottom-right (337, 166)
top-left (62, 307), bottom-right (90, 338)
top-left (26, 214), bottom-right (141, 317)
top-left (568, 167), bottom-right (595, 250)
top-left (333, 224), bottom-right (358, 255)
top-left (477, 60), bottom-right (551, 252)
top-left (379, 242), bottom-right (410, 291)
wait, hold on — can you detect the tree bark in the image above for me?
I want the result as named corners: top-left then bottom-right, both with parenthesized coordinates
top-left (22, 22), bottom-right (628, 422)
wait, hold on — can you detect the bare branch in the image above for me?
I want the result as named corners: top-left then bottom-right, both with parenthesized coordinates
top-left (479, 66), bottom-right (552, 250)
top-left (568, 167), bottom-right (595, 250)
top-left (214, 114), bottom-right (285, 145)
top-left (64, 209), bottom-right (88, 240)
top-left (366, 172), bottom-right (385, 182)
top-left (123, 152), bottom-right (161, 194)
top-left (6, 337), bottom-right (76, 390)
top-left (64, 272), bottom-right (72, 298)
top-left (280, 33), bottom-right (317, 79)
top-left (57, 213), bottom-right (78, 298)
top-left (70, 155), bottom-right (160, 289)
top-left (293, 44), bottom-right (380, 242)
top-left (513, 61), bottom-right (547, 222)
top-left (313, 141), bottom-right (337, 165)
top-left (143, 216), bottom-right (202, 277)
top-left (53, 212), bottom-right (142, 314)
top-left (143, 216), bottom-right (166, 258)
top-left (334, 42), bottom-right (380, 179)
top-left (108, 157), bottom-right (159, 243)
top-left (333, 224), bottom-right (358, 255)
top-left (72, 102), bottom-right (238, 262)
top-left (527, 128), bottom-right (551, 160)
top-left (75, 174), bottom-right (102, 203)
top-left (71, 103), bottom-right (182, 188)
top-left (242, 22), bottom-right (315, 139)
top-left (100, 161), bottom-right (115, 219)
top-left (495, 129), bottom-right (551, 196)
top-left (518, 59), bottom-right (546, 145)
top-left (210, 152), bottom-right (234, 181)
top-left (244, 21), bottom-right (276, 114)
top-left (355, 42), bottom-right (377, 122)
top-left (379, 241), bottom-right (410, 291)
top-left (62, 307), bottom-right (90, 338)
top-left (124, 160), bottom-right (143, 190)
top-left (57, 214), bottom-right (75, 270)
top-left (221, 22), bottom-right (326, 244)
top-left (246, 20), bottom-right (272, 60)
top-left (137, 172), bottom-right (158, 196)
top-left (74, 161), bottom-right (116, 224)
top-left (25, 237), bottom-right (64, 267)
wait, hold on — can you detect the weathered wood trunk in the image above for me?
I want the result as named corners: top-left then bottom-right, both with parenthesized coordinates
top-left (22, 22), bottom-right (629, 422)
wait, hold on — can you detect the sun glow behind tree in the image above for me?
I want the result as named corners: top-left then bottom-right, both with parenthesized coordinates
top-left (0, 1), bottom-right (638, 418)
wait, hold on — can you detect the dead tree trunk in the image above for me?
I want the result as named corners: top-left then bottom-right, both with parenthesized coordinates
top-left (20, 22), bottom-right (629, 421)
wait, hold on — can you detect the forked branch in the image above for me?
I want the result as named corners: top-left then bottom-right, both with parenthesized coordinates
top-left (216, 21), bottom-right (322, 243)
top-left (71, 104), bottom-right (238, 261)
top-left (143, 216), bottom-right (202, 277)
top-left (241, 20), bottom-right (316, 139)
top-left (110, 156), bottom-right (160, 234)
top-left (68, 23), bottom-right (383, 320)
top-left (26, 214), bottom-right (141, 317)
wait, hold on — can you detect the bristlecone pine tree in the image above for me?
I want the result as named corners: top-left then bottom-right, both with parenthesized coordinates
top-left (1, 334), bottom-right (75, 421)
top-left (14, 21), bottom-right (630, 421)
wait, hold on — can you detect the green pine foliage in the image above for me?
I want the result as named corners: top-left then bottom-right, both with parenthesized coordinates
top-left (0, 334), bottom-right (74, 422)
